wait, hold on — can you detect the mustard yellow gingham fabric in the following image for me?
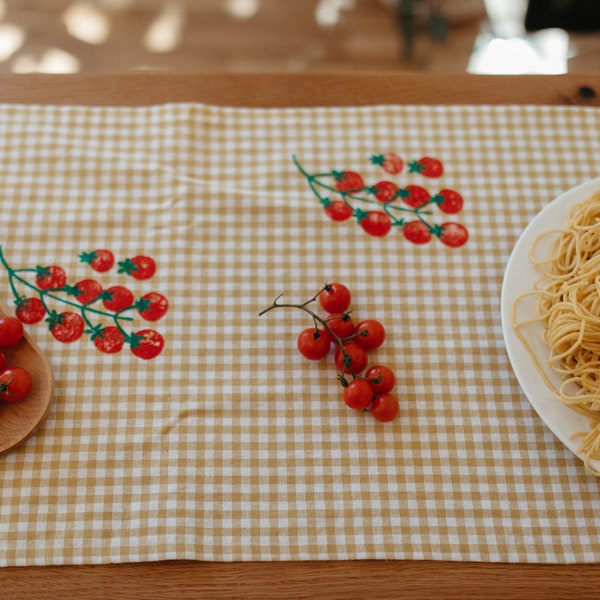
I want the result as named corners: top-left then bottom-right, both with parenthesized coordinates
top-left (0, 103), bottom-right (600, 566)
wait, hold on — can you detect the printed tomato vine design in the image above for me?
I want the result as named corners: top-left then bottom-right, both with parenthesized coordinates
top-left (293, 153), bottom-right (469, 247)
top-left (0, 246), bottom-right (168, 360)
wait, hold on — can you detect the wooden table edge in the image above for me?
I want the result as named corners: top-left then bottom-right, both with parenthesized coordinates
top-left (1, 559), bottom-right (600, 598)
top-left (0, 72), bottom-right (598, 107)
top-left (1, 72), bottom-right (600, 598)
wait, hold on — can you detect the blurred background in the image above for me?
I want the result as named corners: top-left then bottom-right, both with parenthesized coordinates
top-left (0, 0), bottom-right (597, 74)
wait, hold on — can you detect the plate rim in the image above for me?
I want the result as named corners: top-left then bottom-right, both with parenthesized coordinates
top-left (500, 176), bottom-right (600, 471)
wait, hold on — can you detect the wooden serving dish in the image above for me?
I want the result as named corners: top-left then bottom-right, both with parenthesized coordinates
top-left (0, 303), bottom-right (54, 455)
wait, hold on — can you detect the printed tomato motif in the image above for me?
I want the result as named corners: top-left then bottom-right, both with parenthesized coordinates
top-left (80, 249), bottom-right (115, 273)
top-left (439, 222), bottom-right (469, 248)
top-left (102, 285), bottom-right (134, 312)
top-left (16, 297), bottom-right (46, 324)
top-left (325, 200), bottom-right (353, 222)
top-left (399, 185), bottom-right (430, 208)
top-left (137, 292), bottom-right (169, 322)
top-left (408, 156), bottom-right (444, 178)
top-left (403, 221), bottom-right (432, 244)
top-left (371, 181), bottom-right (399, 203)
top-left (48, 312), bottom-right (85, 343)
top-left (370, 152), bottom-right (404, 175)
top-left (0, 247), bottom-right (168, 361)
top-left (359, 211), bottom-right (392, 237)
top-left (36, 265), bottom-right (67, 290)
top-left (435, 189), bottom-right (464, 214)
top-left (73, 279), bottom-right (102, 304)
top-left (93, 326), bottom-right (126, 354)
top-left (118, 256), bottom-right (156, 280)
top-left (130, 329), bottom-right (164, 360)
top-left (294, 154), bottom-right (468, 246)
top-left (334, 171), bottom-right (364, 193)
top-left (293, 153), bottom-right (468, 245)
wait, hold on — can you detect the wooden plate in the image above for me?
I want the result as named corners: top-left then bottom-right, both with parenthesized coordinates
top-left (0, 303), bottom-right (54, 455)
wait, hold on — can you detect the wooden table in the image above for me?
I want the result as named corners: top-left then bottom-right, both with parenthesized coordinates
top-left (0, 72), bottom-right (599, 599)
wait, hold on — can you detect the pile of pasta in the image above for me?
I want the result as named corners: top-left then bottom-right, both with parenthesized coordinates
top-left (514, 189), bottom-right (600, 475)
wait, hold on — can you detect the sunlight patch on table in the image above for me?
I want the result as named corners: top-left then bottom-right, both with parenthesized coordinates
top-left (11, 48), bottom-right (80, 73)
top-left (63, 1), bottom-right (111, 45)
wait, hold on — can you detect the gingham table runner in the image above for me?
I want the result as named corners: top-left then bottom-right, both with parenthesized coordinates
top-left (0, 102), bottom-right (599, 567)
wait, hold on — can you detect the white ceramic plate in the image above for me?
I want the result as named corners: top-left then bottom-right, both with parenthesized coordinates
top-left (501, 177), bottom-right (600, 471)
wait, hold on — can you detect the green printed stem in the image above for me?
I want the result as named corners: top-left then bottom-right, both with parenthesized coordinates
top-left (293, 155), bottom-right (435, 223)
top-left (0, 246), bottom-right (134, 328)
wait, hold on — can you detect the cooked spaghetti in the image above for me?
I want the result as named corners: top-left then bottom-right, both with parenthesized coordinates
top-left (513, 189), bottom-right (600, 475)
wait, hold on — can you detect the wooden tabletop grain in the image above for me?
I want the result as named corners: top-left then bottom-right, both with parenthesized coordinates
top-left (0, 73), bottom-right (597, 108)
top-left (1, 72), bottom-right (600, 600)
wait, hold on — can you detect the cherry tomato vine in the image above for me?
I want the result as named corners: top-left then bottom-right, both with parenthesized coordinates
top-left (0, 315), bottom-right (32, 403)
top-left (259, 282), bottom-right (399, 422)
top-left (293, 153), bottom-right (468, 247)
top-left (0, 246), bottom-right (168, 360)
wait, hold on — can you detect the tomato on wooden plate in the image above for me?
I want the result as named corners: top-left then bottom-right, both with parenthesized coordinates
top-left (0, 366), bottom-right (32, 403)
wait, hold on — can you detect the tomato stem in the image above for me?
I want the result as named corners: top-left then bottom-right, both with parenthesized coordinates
top-left (259, 286), bottom-right (360, 382)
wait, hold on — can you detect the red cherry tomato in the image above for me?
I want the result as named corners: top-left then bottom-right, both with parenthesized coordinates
top-left (325, 312), bottom-right (355, 339)
top-left (0, 367), bottom-right (32, 403)
top-left (360, 211), bottom-right (392, 237)
top-left (371, 393), bottom-right (399, 422)
top-left (93, 326), bottom-right (126, 354)
top-left (319, 283), bottom-right (351, 314)
top-left (35, 265), bottom-right (67, 290)
top-left (343, 379), bottom-right (374, 410)
top-left (439, 222), bottom-right (469, 248)
top-left (334, 171), bottom-right (364, 193)
top-left (0, 316), bottom-right (24, 348)
top-left (297, 327), bottom-right (331, 360)
top-left (0, 350), bottom-right (7, 372)
top-left (130, 329), bottom-right (164, 360)
top-left (138, 292), bottom-right (169, 322)
top-left (16, 297), bottom-right (46, 324)
top-left (365, 365), bottom-right (396, 394)
top-left (103, 285), bottom-right (134, 312)
top-left (354, 319), bottom-right (386, 350)
top-left (325, 201), bottom-right (353, 222)
top-left (334, 342), bottom-right (368, 374)
top-left (50, 312), bottom-right (85, 343)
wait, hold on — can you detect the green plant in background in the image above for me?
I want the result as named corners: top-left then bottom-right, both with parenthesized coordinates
top-left (394, 0), bottom-right (448, 60)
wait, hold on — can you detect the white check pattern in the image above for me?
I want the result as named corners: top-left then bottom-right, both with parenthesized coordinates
top-left (0, 103), bottom-right (599, 565)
